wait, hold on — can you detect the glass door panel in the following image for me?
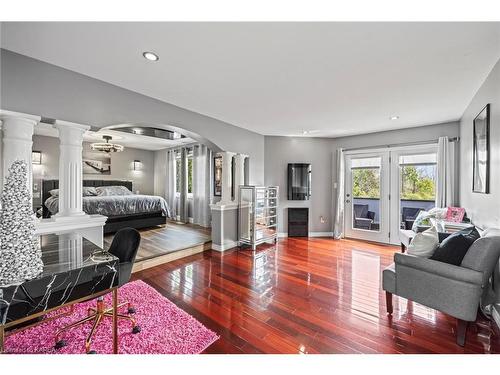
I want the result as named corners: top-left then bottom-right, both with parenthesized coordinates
top-left (345, 152), bottom-right (390, 243)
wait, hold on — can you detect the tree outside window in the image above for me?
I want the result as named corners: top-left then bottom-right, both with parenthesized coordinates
top-left (352, 168), bottom-right (380, 198)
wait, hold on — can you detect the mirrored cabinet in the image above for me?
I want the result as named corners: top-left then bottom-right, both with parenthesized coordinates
top-left (238, 186), bottom-right (279, 250)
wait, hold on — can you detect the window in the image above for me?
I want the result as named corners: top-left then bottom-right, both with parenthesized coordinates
top-left (399, 153), bottom-right (437, 201)
top-left (175, 148), bottom-right (193, 195)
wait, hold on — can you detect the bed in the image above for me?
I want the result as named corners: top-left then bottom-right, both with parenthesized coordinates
top-left (42, 179), bottom-right (171, 233)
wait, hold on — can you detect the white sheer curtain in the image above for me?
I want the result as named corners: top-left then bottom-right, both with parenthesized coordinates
top-left (436, 136), bottom-right (457, 208)
top-left (165, 149), bottom-right (177, 219)
top-left (333, 148), bottom-right (345, 239)
top-left (192, 144), bottom-right (212, 227)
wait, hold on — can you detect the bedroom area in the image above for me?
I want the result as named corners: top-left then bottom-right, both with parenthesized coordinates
top-left (31, 122), bottom-right (213, 269)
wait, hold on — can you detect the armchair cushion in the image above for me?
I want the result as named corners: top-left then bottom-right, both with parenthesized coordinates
top-left (461, 228), bottom-right (500, 284)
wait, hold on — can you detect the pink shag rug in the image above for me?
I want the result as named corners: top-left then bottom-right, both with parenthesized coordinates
top-left (4, 280), bottom-right (219, 354)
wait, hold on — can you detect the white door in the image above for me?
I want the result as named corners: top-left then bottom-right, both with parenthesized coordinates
top-left (344, 152), bottom-right (391, 244)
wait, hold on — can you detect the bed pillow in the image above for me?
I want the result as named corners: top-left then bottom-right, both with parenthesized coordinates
top-left (49, 188), bottom-right (59, 197)
top-left (407, 226), bottom-right (439, 258)
top-left (96, 185), bottom-right (133, 196)
top-left (82, 187), bottom-right (98, 196)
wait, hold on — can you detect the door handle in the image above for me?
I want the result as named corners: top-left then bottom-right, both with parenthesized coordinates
top-left (346, 199), bottom-right (351, 203)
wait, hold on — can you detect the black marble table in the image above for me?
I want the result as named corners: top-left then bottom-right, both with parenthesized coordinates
top-left (0, 233), bottom-right (119, 353)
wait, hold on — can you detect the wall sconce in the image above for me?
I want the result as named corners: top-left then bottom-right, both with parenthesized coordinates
top-left (32, 151), bottom-right (42, 165)
top-left (133, 160), bottom-right (142, 171)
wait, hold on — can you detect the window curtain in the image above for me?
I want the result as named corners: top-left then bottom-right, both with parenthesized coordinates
top-left (192, 144), bottom-right (212, 227)
top-left (165, 149), bottom-right (177, 219)
top-left (333, 148), bottom-right (345, 239)
top-left (436, 136), bottom-right (457, 208)
top-left (178, 147), bottom-right (189, 223)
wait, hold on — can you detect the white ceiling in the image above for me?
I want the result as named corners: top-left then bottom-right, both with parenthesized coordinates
top-left (2, 22), bottom-right (500, 137)
top-left (34, 123), bottom-right (194, 151)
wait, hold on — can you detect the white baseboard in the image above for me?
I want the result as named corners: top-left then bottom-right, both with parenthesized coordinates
top-left (278, 232), bottom-right (333, 238)
top-left (211, 240), bottom-right (238, 252)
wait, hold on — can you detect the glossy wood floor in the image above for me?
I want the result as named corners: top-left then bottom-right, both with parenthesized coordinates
top-left (105, 221), bottom-right (211, 262)
top-left (132, 237), bottom-right (500, 354)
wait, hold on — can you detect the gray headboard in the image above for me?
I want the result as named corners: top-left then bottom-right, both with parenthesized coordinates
top-left (42, 179), bottom-right (133, 217)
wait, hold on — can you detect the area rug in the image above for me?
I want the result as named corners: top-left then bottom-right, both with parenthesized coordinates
top-left (4, 280), bottom-right (219, 354)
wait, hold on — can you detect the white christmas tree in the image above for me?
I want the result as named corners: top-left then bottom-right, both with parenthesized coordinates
top-left (0, 160), bottom-right (44, 286)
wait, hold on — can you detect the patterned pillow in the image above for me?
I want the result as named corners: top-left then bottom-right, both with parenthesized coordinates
top-left (96, 185), bottom-right (133, 196)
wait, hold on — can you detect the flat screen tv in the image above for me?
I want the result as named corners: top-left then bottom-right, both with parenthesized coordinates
top-left (288, 163), bottom-right (311, 200)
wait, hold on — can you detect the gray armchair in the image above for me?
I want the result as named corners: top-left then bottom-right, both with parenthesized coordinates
top-left (353, 204), bottom-right (375, 230)
top-left (383, 228), bottom-right (500, 346)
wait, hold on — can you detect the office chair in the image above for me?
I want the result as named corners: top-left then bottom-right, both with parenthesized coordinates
top-left (55, 228), bottom-right (141, 353)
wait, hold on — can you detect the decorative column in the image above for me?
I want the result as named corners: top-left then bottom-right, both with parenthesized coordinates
top-left (233, 153), bottom-right (248, 202)
top-left (219, 151), bottom-right (236, 205)
top-left (53, 121), bottom-right (90, 218)
top-left (1, 115), bottom-right (37, 192)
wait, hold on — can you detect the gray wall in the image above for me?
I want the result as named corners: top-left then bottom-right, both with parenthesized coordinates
top-left (264, 136), bottom-right (334, 234)
top-left (32, 135), bottom-right (156, 195)
top-left (0, 49), bottom-right (265, 185)
top-left (459, 57), bottom-right (500, 230)
top-left (265, 121), bottom-right (460, 234)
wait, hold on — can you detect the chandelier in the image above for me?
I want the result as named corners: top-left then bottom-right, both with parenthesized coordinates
top-left (90, 135), bottom-right (124, 153)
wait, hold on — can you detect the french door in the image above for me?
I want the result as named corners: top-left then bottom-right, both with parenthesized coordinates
top-left (344, 145), bottom-right (438, 245)
top-left (344, 151), bottom-right (391, 243)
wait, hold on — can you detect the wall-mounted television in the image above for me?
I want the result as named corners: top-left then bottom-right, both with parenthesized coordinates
top-left (287, 163), bottom-right (311, 200)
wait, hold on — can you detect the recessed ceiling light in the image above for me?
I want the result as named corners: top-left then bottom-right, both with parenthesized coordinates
top-left (143, 51), bottom-right (159, 61)
top-left (390, 116), bottom-right (399, 120)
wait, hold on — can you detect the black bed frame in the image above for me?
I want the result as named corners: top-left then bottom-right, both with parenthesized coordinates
top-left (42, 179), bottom-right (167, 234)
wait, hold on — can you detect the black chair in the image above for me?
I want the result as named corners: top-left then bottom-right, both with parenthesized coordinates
top-left (401, 207), bottom-right (425, 230)
top-left (353, 204), bottom-right (375, 230)
top-left (55, 228), bottom-right (141, 353)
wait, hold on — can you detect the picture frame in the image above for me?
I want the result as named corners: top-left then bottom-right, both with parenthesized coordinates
top-left (472, 104), bottom-right (490, 194)
top-left (214, 155), bottom-right (222, 196)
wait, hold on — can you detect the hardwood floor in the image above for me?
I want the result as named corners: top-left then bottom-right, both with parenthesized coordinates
top-left (132, 237), bottom-right (500, 354)
top-left (104, 221), bottom-right (211, 262)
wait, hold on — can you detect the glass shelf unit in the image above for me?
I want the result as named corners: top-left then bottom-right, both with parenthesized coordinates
top-left (238, 186), bottom-right (279, 250)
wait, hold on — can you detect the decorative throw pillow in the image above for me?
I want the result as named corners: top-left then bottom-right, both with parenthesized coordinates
top-left (82, 187), bottom-right (98, 196)
top-left (430, 227), bottom-right (480, 266)
top-left (407, 226), bottom-right (439, 258)
top-left (96, 185), bottom-right (133, 196)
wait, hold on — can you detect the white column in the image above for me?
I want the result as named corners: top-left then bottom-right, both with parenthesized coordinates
top-left (219, 151), bottom-right (236, 205)
top-left (54, 121), bottom-right (90, 217)
top-left (233, 153), bottom-right (248, 202)
top-left (1, 115), bottom-right (37, 191)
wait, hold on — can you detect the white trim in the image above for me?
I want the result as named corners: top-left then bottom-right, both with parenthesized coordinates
top-left (492, 304), bottom-right (500, 330)
top-left (35, 214), bottom-right (108, 234)
top-left (278, 232), bottom-right (333, 238)
top-left (210, 203), bottom-right (238, 211)
top-left (211, 240), bottom-right (238, 252)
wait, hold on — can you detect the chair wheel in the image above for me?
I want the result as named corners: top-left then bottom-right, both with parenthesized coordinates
top-left (54, 340), bottom-right (67, 349)
top-left (128, 307), bottom-right (136, 314)
top-left (87, 350), bottom-right (97, 354)
top-left (132, 325), bottom-right (141, 334)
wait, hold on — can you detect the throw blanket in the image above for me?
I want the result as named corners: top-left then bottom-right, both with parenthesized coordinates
top-left (45, 194), bottom-right (171, 218)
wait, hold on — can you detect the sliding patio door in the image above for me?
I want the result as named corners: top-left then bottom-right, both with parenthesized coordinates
top-left (344, 152), bottom-right (390, 243)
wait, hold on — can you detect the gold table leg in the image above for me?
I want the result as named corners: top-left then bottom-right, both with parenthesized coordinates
top-left (0, 325), bottom-right (4, 354)
top-left (112, 288), bottom-right (118, 354)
